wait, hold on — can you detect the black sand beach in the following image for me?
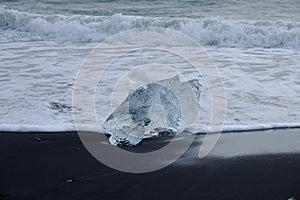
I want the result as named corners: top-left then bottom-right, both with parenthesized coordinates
top-left (1, 130), bottom-right (300, 200)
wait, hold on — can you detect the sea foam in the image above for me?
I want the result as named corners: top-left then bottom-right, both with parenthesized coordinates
top-left (1, 6), bottom-right (300, 49)
top-left (1, 123), bottom-right (300, 135)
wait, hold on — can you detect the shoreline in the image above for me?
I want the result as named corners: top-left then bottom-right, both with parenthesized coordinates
top-left (1, 122), bottom-right (300, 134)
top-left (1, 129), bottom-right (300, 199)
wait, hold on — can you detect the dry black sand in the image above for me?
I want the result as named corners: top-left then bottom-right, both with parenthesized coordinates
top-left (1, 130), bottom-right (300, 200)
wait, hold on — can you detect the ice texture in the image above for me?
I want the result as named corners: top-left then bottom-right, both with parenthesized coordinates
top-left (102, 76), bottom-right (201, 146)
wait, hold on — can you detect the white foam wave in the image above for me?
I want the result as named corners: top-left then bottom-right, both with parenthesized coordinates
top-left (0, 124), bottom-right (101, 133)
top-left (181, 19), bottom-right (300, 49)
top-left (0, 124), bottom-right (75, 133)
top-left (199, 123), bottom-right (300, 134)
top-left (1, 6), bottom-right (300, 49)
top-left (1, 123), bottom-right (300, 134)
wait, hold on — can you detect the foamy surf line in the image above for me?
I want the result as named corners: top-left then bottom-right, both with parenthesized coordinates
top-left (0, 124), bottom-right (100, 133)
top-left (1, 6), bottom-right (300, 49)
top-left (1, 123), bottom-right (300, 134)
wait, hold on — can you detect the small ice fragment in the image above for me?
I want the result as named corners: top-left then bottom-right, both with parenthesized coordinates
top-left (65, 179), bottom-right (73, 183)
top-left (32, 137), bottom-right (42, 142)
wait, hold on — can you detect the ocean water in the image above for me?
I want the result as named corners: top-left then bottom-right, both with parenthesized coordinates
top-left (0, 0), bottom-right (300, 134)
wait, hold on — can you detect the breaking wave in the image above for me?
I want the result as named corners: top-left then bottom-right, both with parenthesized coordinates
top-left (1, 6), bottom-right (300, 49)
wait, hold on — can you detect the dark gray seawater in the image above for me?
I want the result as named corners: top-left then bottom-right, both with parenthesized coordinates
top-left (2, 0), bottom-right (300, 20)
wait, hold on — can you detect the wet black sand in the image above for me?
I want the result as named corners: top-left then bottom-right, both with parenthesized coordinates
top-left (1, 130), bottom-right (300, 200)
